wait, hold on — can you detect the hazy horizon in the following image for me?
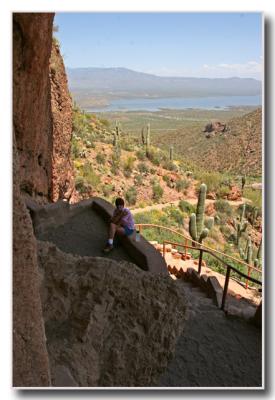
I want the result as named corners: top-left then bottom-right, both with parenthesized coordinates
top-left (66, 65), bottom-right (262, 81)
top-left (54, 12), bottom-right (263, 81)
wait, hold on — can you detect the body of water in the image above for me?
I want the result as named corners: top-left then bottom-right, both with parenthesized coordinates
top-left (86, 95), bottom-right (261, 113)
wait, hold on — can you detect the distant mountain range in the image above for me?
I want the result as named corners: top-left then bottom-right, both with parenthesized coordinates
top-left (67, 67), bottom-right (261, 101)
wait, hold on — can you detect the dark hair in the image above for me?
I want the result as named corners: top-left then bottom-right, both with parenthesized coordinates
top-left (115, 197), bottom-right (125, 207)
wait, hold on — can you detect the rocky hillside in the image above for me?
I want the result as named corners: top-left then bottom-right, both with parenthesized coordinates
top-left (199, 108), bottom-right (262, 175)
top-left (155, 108), bottom-right (262, 176)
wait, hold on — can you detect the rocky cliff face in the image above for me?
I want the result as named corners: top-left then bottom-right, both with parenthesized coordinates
top-left (50, 41), bottom-right (76, 202)
top-left (13, 132), bottom-right (51, 386)
top-left (13, 13), bottom-right (75, 204)
top-left (13, 13), bottom-right (54, 386)
top-left (13, 13), bottom-right (54, 203)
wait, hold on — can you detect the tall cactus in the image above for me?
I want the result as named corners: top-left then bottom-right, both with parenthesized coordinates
top-left (141, 127), bottom-right (145, 145)
top-left (146, 123), bottom-right (151, 156)
top-left (241, 175), bottom-right (246, 191)
top-left (240, 236), bottom-right (262, 268)
top-left (169, 146), bottom-right (174, 161)
top-left (113, 122), bottom-right (121, 159)
top-left (234, 204), bottom-right (248, 246)
top-left (189, 183), bottom-right (210, 244)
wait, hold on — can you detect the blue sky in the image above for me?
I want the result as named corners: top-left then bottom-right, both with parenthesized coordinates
top-left (54, 12), bottom-right (262, 79)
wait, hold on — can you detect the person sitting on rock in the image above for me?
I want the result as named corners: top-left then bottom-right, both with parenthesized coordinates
top-left (103, 197), bottom-right (135, 253)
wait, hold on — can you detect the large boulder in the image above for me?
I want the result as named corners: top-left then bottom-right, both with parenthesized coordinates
top-left (38, 241), bottom-right (187, 387)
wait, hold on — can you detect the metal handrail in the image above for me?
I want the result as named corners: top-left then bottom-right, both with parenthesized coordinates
top-left (162, 240), bottom-right (262, 311)
top-left (135, 223), bottom-right (262, 274)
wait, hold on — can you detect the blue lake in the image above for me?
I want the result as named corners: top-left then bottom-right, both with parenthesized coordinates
top-left (86, 95), bottom-right (261, 113)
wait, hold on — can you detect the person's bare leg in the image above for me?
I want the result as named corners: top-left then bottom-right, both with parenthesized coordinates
top-left (104, 224), bottom-right (125, 252)
top-left (108, 223), bottom-right (117, 240)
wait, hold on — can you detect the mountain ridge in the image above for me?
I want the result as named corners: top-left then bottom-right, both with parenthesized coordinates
top-left (67, 67), bottom-right (261, 99)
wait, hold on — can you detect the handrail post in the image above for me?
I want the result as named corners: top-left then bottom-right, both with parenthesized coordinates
top-left (221, 266), bottom-right (231, 311)
top-left (163, 242), bottom-right (166, 260)
top-left (185, 238), bottom-right (188, 258)
top-left (246, 265), bottom-right (251, 289)
top-left (198, 248), bottom-right (203, 275)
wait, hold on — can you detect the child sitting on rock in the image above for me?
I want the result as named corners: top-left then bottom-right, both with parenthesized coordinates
top-left (103, 197), bottom-right (135, 253)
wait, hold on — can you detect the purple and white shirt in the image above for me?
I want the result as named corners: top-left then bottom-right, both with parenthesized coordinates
top-left (113, 207), bottom-right (135, 230)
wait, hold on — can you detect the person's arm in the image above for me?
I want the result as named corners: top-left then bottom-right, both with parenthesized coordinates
top-left (110, 209), bottom-right (127, 225)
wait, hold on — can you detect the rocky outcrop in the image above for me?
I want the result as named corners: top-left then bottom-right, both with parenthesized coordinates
top-left (13, 13), bottom-right (54, 203)
top-left (203, 121), bottom-right (226, 137)
top-left (38, 241), bottom-right (187, 387)
top-left (13, 133), bottom-right (51, 386)
top-left (50, 41), bottom-right (76, 202)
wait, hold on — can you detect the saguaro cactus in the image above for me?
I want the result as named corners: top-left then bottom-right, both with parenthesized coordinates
top-left (146, 123), bottom-right (151, 156)
top-left (241, 175), bottom-right (246, 191)
top-left (189, 183), bottom-right (210, 244)
top-left (169, 146), bottom-right (174, 161)
top-left (234, 204), bottom-right (248, 246)
top-left (141, 127), bottom-right (145, 145)
top-left (240, 236), bottom-right (262, 268)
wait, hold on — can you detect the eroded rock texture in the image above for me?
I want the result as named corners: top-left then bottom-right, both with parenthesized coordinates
top-left (50, 41), bottom-right (75, 202)
top-left (13, 13), bottom-right (54, 203)
top-left (38, 241), bottom-right (187, 387)
top-left (13, 133), bottom-right (51, 386)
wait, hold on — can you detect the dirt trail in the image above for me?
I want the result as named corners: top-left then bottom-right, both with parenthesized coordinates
top-left (131, 197), bottom-right (249, 215)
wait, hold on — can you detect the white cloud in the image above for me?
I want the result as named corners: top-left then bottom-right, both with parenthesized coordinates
top-left (143, 60), bottom-right (263, 80)
top-left (141, 60), bottom-right (263, 80)
top-left (201, 61), bottom-right (262, 79)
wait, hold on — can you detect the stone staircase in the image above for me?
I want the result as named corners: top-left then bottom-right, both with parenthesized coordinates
top-left (149, 241), bottom-right (261, 323)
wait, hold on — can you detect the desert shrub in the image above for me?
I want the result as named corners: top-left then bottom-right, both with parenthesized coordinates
top-left (123, 156), bottom-right (135, 172)
top-left (75, 176), bottom-right (87, 193)
top-left (111, 154), bottom-right (120, 175)
top-left (162, 160), bottom-right (177, 171)
top-left (125, 186), bottom-right (137, 205)
top-left (71, 138), bottom-right (82, 159)
top-left (243, 188), bottom-right (262, 209)
top-left (136, 149), bottom-right (146, 161)
top-left (163, 175), bottom-right (170, 183)
top-left (208, 226), bottom-right (222, 242)
top-left (123, 169), bottom-right (131, 178)
top-left (83, 138), bottom-right (95, 148)
top-left (167, 207), bottom-right (184, 226)
top-left (102, 184), bottom-right (114, 197)
top-left (214, 199), bottom-right (233, 216)
top-left (99, 118), bottom-right (110, 128)
top-left (147, 149), bottom-right (162, 166)
top-left (121, 139), bottom-right (135, 152)
top-left (96, 153), bottom-right (106, 165)
top-left (179, 200), bottom-right (196, 214)
top-left (134, 174), bottom-right (143, 186)
top-left (175, 179), bottom-right (190, 192)
top-left (196, 172), bottom-right (223, 193)
top-left (219, 225), bottom-right (233, 239)
top-left (82, 163), bottom-right (100, 188)
top-left (152, 183), bottom-right (163, 201)
top-left (150, 168), bottom-right (156, 174)
top-left (138, 162), bottom-right (149, 173)
top-left (216, 185), bottom-right (231, 199)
